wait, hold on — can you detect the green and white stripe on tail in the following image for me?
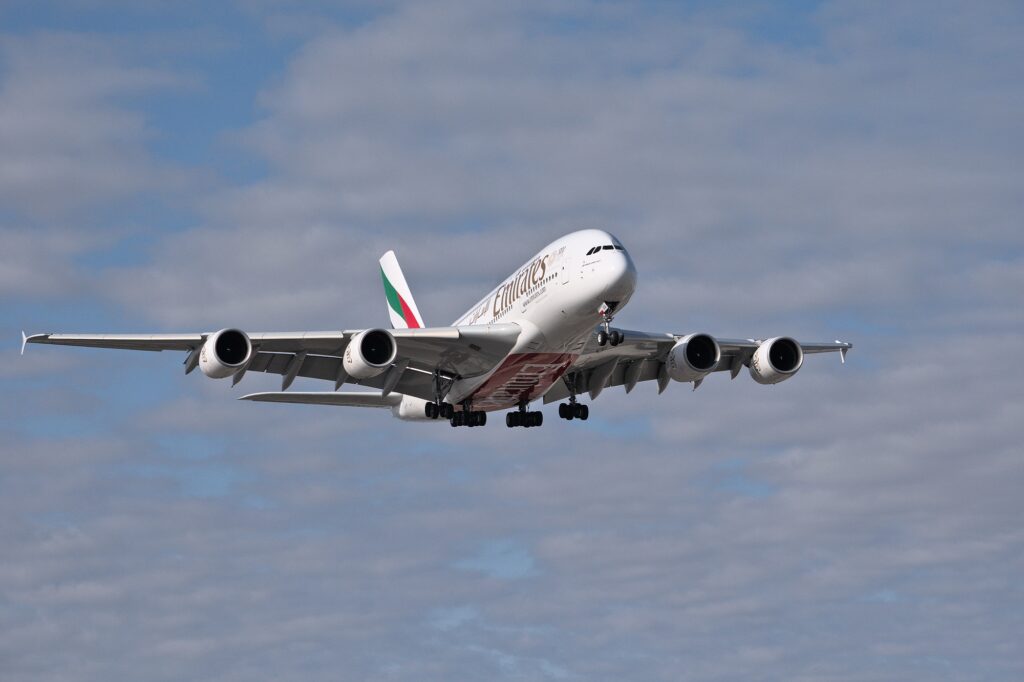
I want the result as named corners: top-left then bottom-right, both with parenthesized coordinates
top-left (379, 250), bottom-right (425, 329)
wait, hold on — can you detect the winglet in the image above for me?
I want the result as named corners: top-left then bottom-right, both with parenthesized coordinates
top-left (836, 340), bottom-right (849, 364)
top-left (21, 331), bottom-right (27, 355)
top-left (379, 250), bottom-right (425, 329)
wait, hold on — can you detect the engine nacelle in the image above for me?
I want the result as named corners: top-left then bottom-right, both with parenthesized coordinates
top-left (200, 328), bottom-right (252, 379)
top-left (749, 337), bottom-right (803, 385)
top-left (344, 328), bottom-right (397, 379)
top-left (667, 333), bottom-right (721, 382)
top-left (392, 395), bottom-right (433, 421)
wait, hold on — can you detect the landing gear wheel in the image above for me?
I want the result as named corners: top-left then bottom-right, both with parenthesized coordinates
top-left (609, 330), bottom-right (622, 346)
top-left (597, 330), bottom-right (608, 347)
top-left (425, 402), bottom-right (438, 419)
top-left (561, 403), bottom-right (588, 420)
top-left (506, 409), bottom-right (543, 427)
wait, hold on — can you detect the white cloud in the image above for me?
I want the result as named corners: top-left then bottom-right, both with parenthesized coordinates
top-left (3, 2), bottom-right (1024, 680)
top-left (0, 33), bottom-right (191, 219)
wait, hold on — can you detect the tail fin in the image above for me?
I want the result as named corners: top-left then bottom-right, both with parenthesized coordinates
top-left (379, 250), bottom-right (425, 329)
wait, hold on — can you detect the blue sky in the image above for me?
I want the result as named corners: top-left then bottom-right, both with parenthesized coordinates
top-left (2, 2), bottom-right (1023, 680)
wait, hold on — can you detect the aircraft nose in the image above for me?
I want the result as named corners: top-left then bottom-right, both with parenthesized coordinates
top-left (603, 250), bottom-right (637, 300)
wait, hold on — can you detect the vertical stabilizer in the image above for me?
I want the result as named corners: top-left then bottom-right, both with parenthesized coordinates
top-left (379, 250), bottom-right (425, 329)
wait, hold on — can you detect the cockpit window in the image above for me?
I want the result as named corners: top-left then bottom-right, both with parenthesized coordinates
top-left (585, 246), bottom-right (597, 255)
top-left (613, 245), bottom-right (624, 250)
top-left (602, 245), bottom-right (614, 250)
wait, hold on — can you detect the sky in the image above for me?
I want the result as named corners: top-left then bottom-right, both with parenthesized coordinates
top-left (1, 1), bottom-right (1022, 680)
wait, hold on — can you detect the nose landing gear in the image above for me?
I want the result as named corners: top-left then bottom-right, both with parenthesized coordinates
top-left (596, 303), bottom-right (623, 347)
top-left (596, 328), bottom-right (622, 347)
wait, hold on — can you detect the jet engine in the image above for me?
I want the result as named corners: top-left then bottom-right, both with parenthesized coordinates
top-left (200, 328), bottom-right (253, 379)
top-left (749, 337), bottom-right (803, 385)
top-left (343, 328), bottom-right (397, 379)
top-left (667, 333), bottom-right (721, 382)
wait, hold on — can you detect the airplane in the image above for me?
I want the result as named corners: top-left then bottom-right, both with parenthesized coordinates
top-left (22, 229), bottom-right (851, 428)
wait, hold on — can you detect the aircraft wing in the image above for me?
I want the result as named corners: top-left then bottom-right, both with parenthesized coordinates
top-left (23, 324), bottom-right (522, 401)
top-left (238, 391), bottom-right (402, 408)
top-left (543, 328), bottom-right (851, 403)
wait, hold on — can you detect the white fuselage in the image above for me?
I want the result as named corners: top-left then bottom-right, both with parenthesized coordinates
top-left (447, 229), bottom-right (637, 409)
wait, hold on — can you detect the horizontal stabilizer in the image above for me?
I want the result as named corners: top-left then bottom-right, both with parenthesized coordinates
top-left (239, 391), bottom-right (401, 408)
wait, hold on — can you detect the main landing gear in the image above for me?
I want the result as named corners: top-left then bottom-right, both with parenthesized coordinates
top-left (434, 398), bottom-right (485, 427)
top-left (557, 374), bottom-right (588, 421)
top-left (451, 409), bottom-right (486, 427)
top-left (424, 369), bottom-right (479, 425)
top-left (558, 402), bottom-right (589, 420)
top-left (424, 401), bottom-right (454, 420)
top-left (506, 401), bottom-right (543, 428)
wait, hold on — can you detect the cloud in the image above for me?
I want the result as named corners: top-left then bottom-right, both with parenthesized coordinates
top-left (3, 2), bottom-right (1024, 681)
top-left (84, 0), bottom-right (1022, 341)
top-left (0, 32), bottom-right (191, 219)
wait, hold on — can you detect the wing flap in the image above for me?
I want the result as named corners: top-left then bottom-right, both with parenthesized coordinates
top-left (246, 351), bottom-right (436, 400)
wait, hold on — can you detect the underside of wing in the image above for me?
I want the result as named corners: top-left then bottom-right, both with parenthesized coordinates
top-left (245, 324), bottom-right (521, 399)
top-left (238, 391), bottom-right (401, 408)
top-left (23, 332), bottom-right (205, 352)
top-left (24, 323), bottom-right (522, 402)
top-left (544, 328), bottom-right (851, 403)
